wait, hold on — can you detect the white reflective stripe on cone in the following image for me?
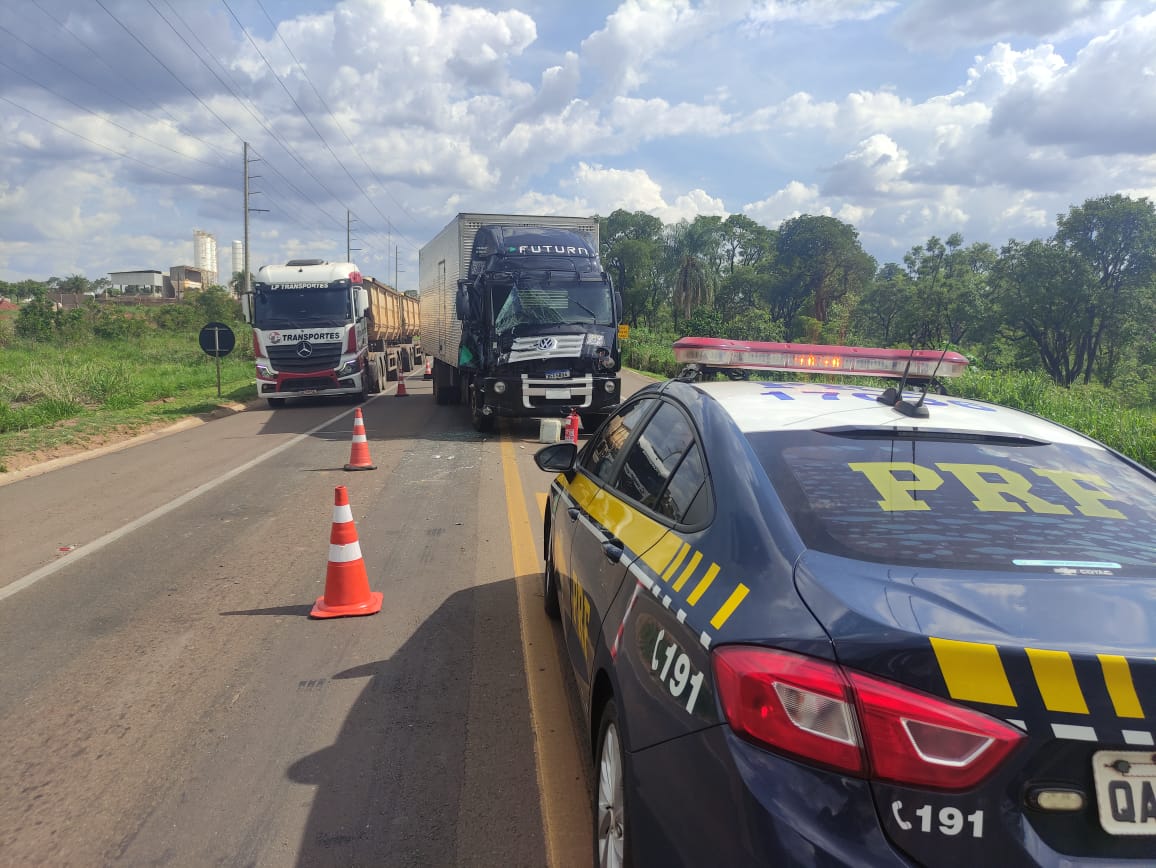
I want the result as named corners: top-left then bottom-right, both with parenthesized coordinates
top-left (332, 504), bottom-right (354, 523)
top-left (329, 541), bottom-right (364, 563)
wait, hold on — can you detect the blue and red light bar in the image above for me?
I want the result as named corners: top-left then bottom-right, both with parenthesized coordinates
top-left (673, 337), bottom-right (968, 379)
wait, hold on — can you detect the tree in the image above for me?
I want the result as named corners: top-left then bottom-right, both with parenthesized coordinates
top-left (1054, 194), bottom-right (1156, 384)
top-left (853, 262), bottom-right (913, 346)
top-left (719, 214), bottom-right (775, 275)
top-left (992, 239), bottom-right (1096, 386)
top-left (666, 217), bottom-right (722, 322)
top-left (599, 210), bottom-right (665, 326)
top-left (772, 214), bottom-right (875, 331)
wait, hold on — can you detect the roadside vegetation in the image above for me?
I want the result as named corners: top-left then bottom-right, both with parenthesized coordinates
top-left (0, 287), bottom-right (254, 474)
top-left (604, 193), bottom-right (1156, 471)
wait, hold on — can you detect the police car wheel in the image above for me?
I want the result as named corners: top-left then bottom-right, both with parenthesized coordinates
top-left (543, 537), bottom-right (561, 620)
top-left (595, 700), bottom-right (630, 868)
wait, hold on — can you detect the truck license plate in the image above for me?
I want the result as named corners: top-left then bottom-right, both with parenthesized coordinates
top-left (1093, 750), bottom-right (1156, 835)
top-left (545, 388), bottom-right (571, 400)
top-left (544, 369), bottom-right (570, 380)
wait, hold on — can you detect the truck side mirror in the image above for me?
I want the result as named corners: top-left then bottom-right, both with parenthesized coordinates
top-left (455, 281), bottom-right (472, 322)
top-left (241, 293), bottom-right (252, 324)
top-left (356, 287), bottom-right (370, 318)
top-left (614, 291), bottom-right (623, 319)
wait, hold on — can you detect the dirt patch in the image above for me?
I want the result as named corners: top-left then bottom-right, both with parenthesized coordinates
top-left (0, 418), bottom-right (181, 474)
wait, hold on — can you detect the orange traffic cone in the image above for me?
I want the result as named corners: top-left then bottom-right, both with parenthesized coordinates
top-left (310, 485), bottom-right (383, 619)
top-left (396, 374), bottom-right (408, 397)
top-left (343, 408), bottom-right (376, 471)
top-left (423, 357), bottom-right (433, 380)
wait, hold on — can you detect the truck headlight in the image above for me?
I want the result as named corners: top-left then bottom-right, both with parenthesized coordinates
top-left (334, 359), bottom-right (359, 377)
top-left (256, 363), bottom-right (276, 379)
top-left (492, 380), bottom-right (507, 394)
top-left (604, 380), bottom-right (617, 393)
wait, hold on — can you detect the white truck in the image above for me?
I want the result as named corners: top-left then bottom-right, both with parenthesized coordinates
top-left (243, 259), bottom-right (421, 407)
top-left (418, 213), bottom-right (623, 432)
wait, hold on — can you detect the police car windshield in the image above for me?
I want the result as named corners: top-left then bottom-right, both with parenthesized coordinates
top-left (748, 430), bottom-right (1156, 574)
top-left (493, 281), bottom-right (613, 331)
top-left (253, 287), bottom-right (351, 328)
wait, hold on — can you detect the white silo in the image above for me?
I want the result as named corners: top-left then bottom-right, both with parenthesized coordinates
top-left (194, 230), bottom-right (219, 287)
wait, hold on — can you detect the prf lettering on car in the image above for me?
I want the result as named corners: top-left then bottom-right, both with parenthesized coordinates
top-left (848, 462), bottom-right (1126, 517)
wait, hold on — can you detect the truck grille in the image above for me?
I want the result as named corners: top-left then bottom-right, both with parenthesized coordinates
top-left (267, 343), bottom-right (342, 373)
top-left (507, 335), bottom-right (586, 364)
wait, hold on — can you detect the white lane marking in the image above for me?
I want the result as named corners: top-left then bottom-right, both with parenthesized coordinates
top-left (1123, 730), bottom-right (1155, 746)
top-left (0, 407), bottom-right (360, 604)
top-left (700, 631), bottom-right (712, 649)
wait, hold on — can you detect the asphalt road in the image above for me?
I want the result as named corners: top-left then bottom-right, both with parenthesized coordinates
top-left (0, 370), bottom-right (652, 866)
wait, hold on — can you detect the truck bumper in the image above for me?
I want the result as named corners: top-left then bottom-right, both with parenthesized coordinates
top-left (258, 368), bottom-right (366, 398)
top-left (480, 374), bottom-right (620, 416)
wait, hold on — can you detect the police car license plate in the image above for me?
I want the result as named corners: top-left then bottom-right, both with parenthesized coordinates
top-left (1092, 750), bottom-right (1156, 835)
top-left (545, 388), bottom-right (571, 400)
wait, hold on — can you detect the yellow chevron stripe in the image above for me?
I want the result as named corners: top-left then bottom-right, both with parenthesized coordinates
top-left (661, 543), bottom-right (690, 582)
top-left (710, 584), bottom-right (749, 629)
top-left (671, 551), bottom-right (703, 592)
top-left (686, 562), bottom-right (720, 606)
top-left (1099, 655), bottom-right (1144, 719)
top-left (930, 638), bottom-right (1017, 707)
top-left (1026, 648), bottom-right (1089, 714)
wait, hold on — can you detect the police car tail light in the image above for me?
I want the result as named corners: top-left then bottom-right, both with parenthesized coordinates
top-left (714, 647), bottom-right (1023, 788)
top-left (849, 672), bottom-right (1024, 790)
top-left (713, 647), bottom-right (864, 775)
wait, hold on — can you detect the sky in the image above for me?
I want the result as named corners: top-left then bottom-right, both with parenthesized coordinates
top-left (1, 0), bottom-right (1155, 291)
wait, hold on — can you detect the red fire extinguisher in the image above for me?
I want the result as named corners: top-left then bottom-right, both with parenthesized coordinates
top-left (565, 409), bottom-right (580, 444)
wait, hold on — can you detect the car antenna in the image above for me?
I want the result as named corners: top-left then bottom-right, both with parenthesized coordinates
top-left (876, 351), bottom-right (915, 409)
top-left (893, 344), bottom-right (953, 419)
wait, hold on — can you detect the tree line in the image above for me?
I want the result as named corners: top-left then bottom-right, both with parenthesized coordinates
top-left (598, 194), bottom-right (1156, 390)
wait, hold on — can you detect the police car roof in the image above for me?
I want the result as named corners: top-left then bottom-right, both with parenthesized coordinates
top-left (688, 379), bottom-right (1098, 448)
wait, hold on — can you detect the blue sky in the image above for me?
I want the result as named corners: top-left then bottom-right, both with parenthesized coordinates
top-left (2, 0), bottom-right (1154, 290)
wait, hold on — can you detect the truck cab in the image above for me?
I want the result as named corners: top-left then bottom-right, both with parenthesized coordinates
top-left (453, 225), bottom-right (622, 431)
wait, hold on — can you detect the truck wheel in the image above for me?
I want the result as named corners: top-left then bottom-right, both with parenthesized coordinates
top-left (433, 360), bottom-right (451, 405)
top-left (266, 397), bottom-right (285, 408)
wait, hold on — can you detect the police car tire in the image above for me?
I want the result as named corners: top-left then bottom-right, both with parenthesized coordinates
top-left (543, 539), bottom-right (561, 620)
top-left (595, 699), bottom-right (632, 868)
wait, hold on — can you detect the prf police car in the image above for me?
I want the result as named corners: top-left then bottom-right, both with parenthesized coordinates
top-left (534, 337), bottom-right (1156, 868)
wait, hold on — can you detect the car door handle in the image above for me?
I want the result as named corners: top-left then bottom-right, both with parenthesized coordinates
top-left (602, 540), bottom-right (623, 564)
top-left (567, 507), bottom-right (580, 522)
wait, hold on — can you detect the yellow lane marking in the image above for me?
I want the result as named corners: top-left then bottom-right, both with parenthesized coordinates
top-left (500, 432), bottom-right (589, 868)
top-left (930, 638), bottom-right (1018, 707)
top-left (536, 491), bottom-right (548, 520)
top-left (1026, 648), bottom-right (1089, 714)
top-left (1099, 655), bottom-right (1144, 718)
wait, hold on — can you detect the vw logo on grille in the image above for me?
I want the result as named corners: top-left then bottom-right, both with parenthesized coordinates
top-left (296, 340), bottom-right (314, 358)
top-left (535, 337), bottom-right (558, 351)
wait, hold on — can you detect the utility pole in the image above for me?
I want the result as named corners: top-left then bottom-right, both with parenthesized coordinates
top-left (243, 142), bottom-right (268, 295)
top-left (346, 210), bottom-right (361, 263)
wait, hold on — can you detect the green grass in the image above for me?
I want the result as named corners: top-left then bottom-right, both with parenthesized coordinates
top-left (0, 329), bottom-right (256, 473)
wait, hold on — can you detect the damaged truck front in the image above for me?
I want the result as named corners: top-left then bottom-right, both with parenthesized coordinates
top-left (420, 213), bottom-right (622, 433)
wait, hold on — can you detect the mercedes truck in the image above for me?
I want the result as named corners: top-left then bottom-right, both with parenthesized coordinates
top-left (243, 259), bottom-right (421, 407)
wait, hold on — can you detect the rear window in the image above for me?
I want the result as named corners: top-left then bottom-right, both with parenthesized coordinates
top-left (749, 430), bottom-right (1156, 574)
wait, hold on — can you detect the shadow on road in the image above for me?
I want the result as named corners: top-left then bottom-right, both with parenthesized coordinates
top-left (285, 578), bottom-right (550, 868)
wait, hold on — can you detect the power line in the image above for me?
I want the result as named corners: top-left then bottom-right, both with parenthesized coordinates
top-left (0, 94), bottom-right (212, 187)
top-left (252, 0), bottom-right (420, 251)
top-left (220, 0), bottom-right (406, 247)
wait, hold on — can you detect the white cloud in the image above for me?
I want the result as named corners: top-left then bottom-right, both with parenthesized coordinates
top-left (893, 0), bottom-right (1118, 50)
top-left (747, 0), bottom-right (898, 28)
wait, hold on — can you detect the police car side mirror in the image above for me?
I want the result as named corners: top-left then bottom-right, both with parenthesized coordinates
top-left (534, 442), bottom-right (578, 473)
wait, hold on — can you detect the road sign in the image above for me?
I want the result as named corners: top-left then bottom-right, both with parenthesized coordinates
top-left (618, 324), bottom-right (630, 340)
top-left (199, 322), bottom-right (236, 357)
top-left (199, 322), bottom-right (236, 398)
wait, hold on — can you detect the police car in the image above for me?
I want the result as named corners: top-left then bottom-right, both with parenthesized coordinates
top-left (533, 337), bottom-right (1156, 867)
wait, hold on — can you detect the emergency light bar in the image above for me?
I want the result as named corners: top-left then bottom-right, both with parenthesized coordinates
top-left (673, 337), bottom-right (968, 379)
